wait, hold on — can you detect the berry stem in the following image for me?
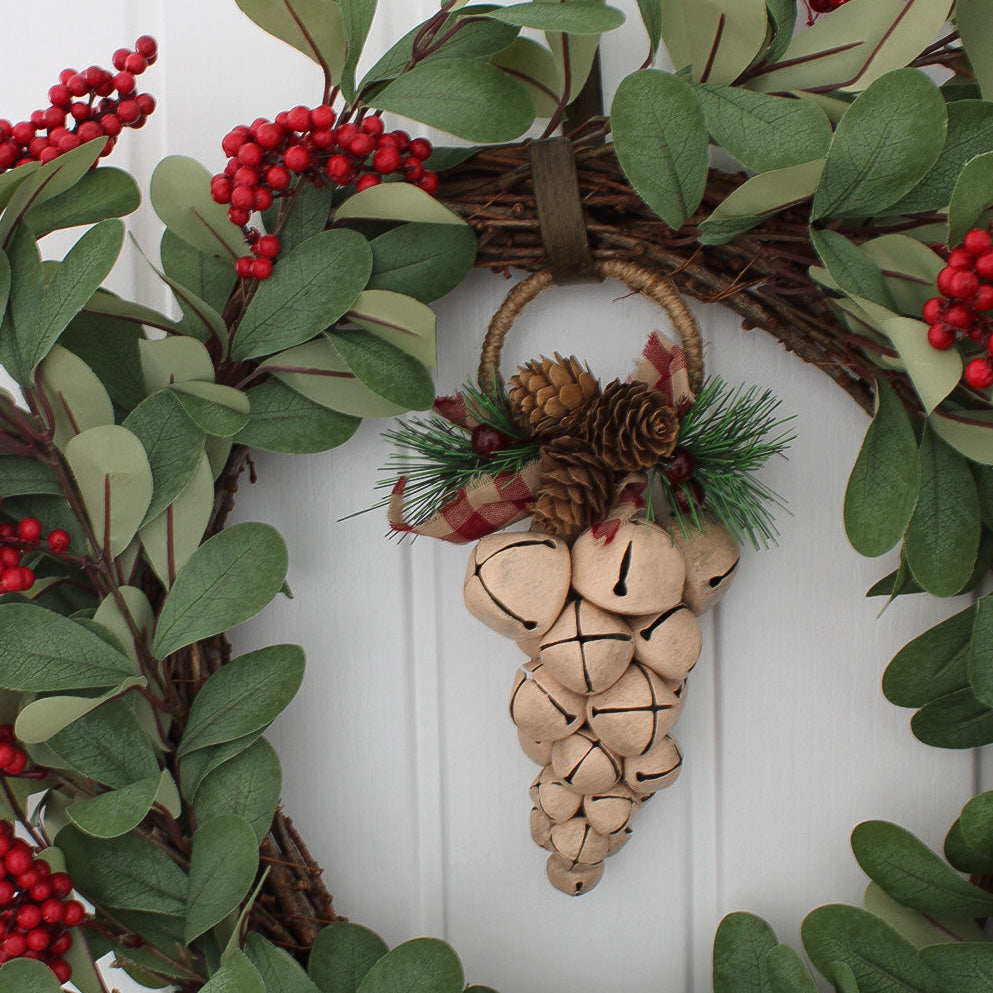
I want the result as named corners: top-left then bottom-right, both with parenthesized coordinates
top-left (0, 777), bottom-right (46, 849)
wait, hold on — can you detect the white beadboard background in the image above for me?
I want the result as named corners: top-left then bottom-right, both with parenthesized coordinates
top-left (4, 4), bottom-right (989, 992)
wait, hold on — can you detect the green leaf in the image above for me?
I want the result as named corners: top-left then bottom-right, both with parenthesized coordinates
top-left (911, 687), bottom-right (993, 748)
top-left (763, 0), bottom-right (796, 64)
top-left (904, 428), bottom-right (981, 596)
top-left (235, 0), bottom-right (345, 83)
top-left (246, 933), bottom-right (323, 993)
top-left (15, 676), bottom-right (146, 744)
top-left (160, 228), bottom-right (237, 318)
top-left (959, 791), bottom-right (993, 867)
top-left (883, 605), bottom-right (974, 708)
top-left (309, 923), bottom-right (389, 993)
top-left (0, 250), bottom-right (9, 323)
top-left (544, 7), bottom-right (602, 103)
top-left (811, 230), bottom-right (895, 310)
top-left (811, 69), bottom-right (947, 220)
top-left (185, 814), bottom-right (260, 944)
top-left (851, 820), bottom-right (993, 918)
top-left (169, 381), bottom-right (251, 437)
top-left (195, 739), bottom-right (281, 844)
top-left (491, 37), bottom-right (562, 117)
top-left (0, 163), bottom-right (39, 217)
top-left (339, 0), bottom-right (377, 101)
top-left (48, 698), bottom-right (160, 788)
top-left (864, 882), bottom-right (987, 948)
top-left (748, 0), bottom-right (957, 94)
top-left (84, 287), bottom-right (186, 336)
top-left (636, 0), bottom-right (662, 56)
top-left (150, 157), bottom-right (245, 260)
top-left (356, 938), bottom-right (464, 993)
top-left (801, 904), bottom-right (937, 993)
top-left (695, 86), bottom-right (831, 173)
top-left (347, 290), bottom-right (436, 369)
top-left (26, 167), bottom-right (139, 238)
top-left (180, 733), bottom-right (264, 802)
top-left (36, 344), bottom-right (114, 451)
top-left (64, 424), bottom-right (154, 558)
top-left (968, 595), bottom-right (993, 706)
top-left (368, 223), bottom-right (477, 303)
top-left (203, 951), bottom-right (265, 993)
top-left (958, 0), bottom-right (993, 101)
top-left (611, 69), bottom-right (709, 230)
top-left (666, 0), bottom-right (769, 85)
top-left (276, 180), bottom-right (338, 256)
top-left (235, 378), bottom-right (361, 454)
top-left (67, 775), bottom-right (161, 839)
top-left (231, 228), bottom-right (372, 361)
top-left (329, 329), bottom-right (434, 411)
top-left (843, 378), bottom-right (920, 557)
top-left (0, 225), bottom-right (43, 384)
top-left (139, 336), bottom-right (215, 393)
top-left (0, 456), bottom-right (61, 498)
top-left (920, 944), bottom-right (993, 993)
top-left (930, 408), bottom-right (993, 465)
top-left (861, 236), bottom-right (944, 318)
top-left (335, 183), bottom-right (465, 226)
top-left (58, 823), bottom-right (189, 916)
top-left (765, 945), bottom-right (818, 993)
top-left (179, 644), bottom-right (304, 757)
top-left (485, 1), bottom-right (624, 32)
top-left (948, 151), bottom-right (993, 246)
top-left (375, 59), bottom-right (534, 143)
top-left (123, 390), bottom-right (206, 525)
top-left (882, 315), bottom-right (963, 416)
top-left (152, 523), bottom-right (289, 659)
top-left (0, 959), bottom-right (63, 992)
top-left (713, 911), bottom-right (777, 993)
top-left (0, 603), bottom-right (135, 691)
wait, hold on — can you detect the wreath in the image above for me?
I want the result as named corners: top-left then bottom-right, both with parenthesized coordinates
top-left (0, 0), bottom-right (991, 991)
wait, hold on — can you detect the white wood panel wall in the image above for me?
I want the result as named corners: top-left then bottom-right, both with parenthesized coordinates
top-left (4, 4), bottom-right (987, 992)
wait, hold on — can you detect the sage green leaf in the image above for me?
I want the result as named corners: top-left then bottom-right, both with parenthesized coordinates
top-left (830, 961), bottom-right (859, 993)
top-left (246, 932), bottom-right (322, 993)
top-left (491, 37), bottom-right (562, 117)
top-left (195, 739), bottom-right (281, 844)
top-left (748, 0), bottom-right (956, 94)
top-left (864, 882), bottom-right (987, 948)
top-left (801, 905), bottom-right (936, 993)
top-left (276, 181), bottom-right (337, 256)
top-left (185, 814), bottom-right (260, 944)
top-left (231, 228), bottom-right (372, 361)
top-left (883, 605), bottom-right (973, 708)
top-left (57, 823), bottom-right (189, 916)
top-left (152, 523), bottom-right (289, 659)
top-left (920, 944), bottom-right (993, 993)
top-left (335, 183), bottom-right (464, 225)
top-left (180, 733), bottom-right (263, 802)
top-left (206, 435), bottom-right (234, 480)
top-left (975, 465), bottom-right (993, 530)
top-left (139, 453), bottom-right (213, 589)
top-left (26, 167), bottom-right (139, 238)
top-left (0, 162), bottom-right (39, 217)
top-left (339, 0), bottom-right (377, 101)
top-left (544, 8), bottom-right (602, 104)
top-left (958, 0), bottom-right (993, 101)
top-left (713, 911), bottom-right (777, 993)
top-left (843, 378), bottom-right (919, 557)
top-left (887, 101), bottom-right (993, 215)
top-left (139, 336), bottom-right (214, 393)
top-left (811, 69), bottom-right (947, 221)
top-left (695, 86), bottom-right (831, 173)
top-left (959, 791), bottom-right (993, 869)
top-left (346, 290), bottom-right (436, 370)
top-left (811, 230), bottom-right (895, 310)
top-left (930, 408), bottom-right (993, 465)
top-left (202, 951), bottom-right (265, 993)
top-left (67, 775), bottom-right (161, 839)
top-left (852, 820), bottom-right (993, 918)
top-left (948, 151), bottom-right (993, 246)
top-left (904, 428), bottom-right (981, 596)
top-left (763, 0), bottom-right (796, 64)
top-left (150, 157), bottom-right (244, 260)
top-left (329, 329), bottom-right (434, 411)
top-left (485, 1), bottom-right (624, 32)
top-left (160, 228), bottom-right (237, 317)
top-left (968, 595), bottom-right (993, 706)
top-left (0, 250), bottom-right (8, 321)
top-left (636, 0), bottom-right (662, 56)
top-left (861, 236), bottom-right (944, 317)
top-left (611, 69), bottom-right (709, 230)
top-left (36, 344), bottom-right (114, 451)
top-left (375, 59), bottom-right (534, 143)
top-left (65, 424), bottom-right (153, 558)
top-left (0, 603), bottom-right (134, 691)
top-left (368, 223), bottom-right (477, 303)
top-left (0, 224), bottom-right (43, 384)
top-left (882, 316), bottom-right (962, 416)
top-left (912, 687), bottom-right (993, 748)
top-left (309, 922), bottom-right (389, 993)
top-left (179, 645), bottom-right (305, 757)
top-left (84, 287), bottom-right (186, 336)
top-left (235, 0), bottom-right (345, 83)
top-left (0, 456), bottom-right (60, 498)
top-left (235, 378), bottom-right (361, 454)
top-left (15, 676), bottom-right (146, 744)
top-left (765, 945), bottom-right (817, 993)
top-left (58, 311), bottom-right (150, 409)
top-left (123, 390), bottom-right (206, 524)
top-left (147, 257), bottom-right (226, 348)
top-left (357, 938), bottom-right (464, 993)
top-left (0, 959), bottom-right (63, 992)
top-left (169, 381), bottom-right (250, 437)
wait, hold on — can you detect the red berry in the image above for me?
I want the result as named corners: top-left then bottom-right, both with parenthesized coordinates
top-left (333, 123), bottom-right (358, 148)
top-left (944, 303), bottom-right (975, 330)
top-left (29, 882), bottom-right (51, 903)
top-left (112, 49), bottom-right (130, 71)
top-left (235, 257), bottom-right (254, 278)
top-left (408, 137), bottom-right (432, 161)
top-left (360, 115), bottom-right (385, 137)
top-left (230, 185), bottom-right (255, 211)
top-left (228, 207), bottom-right (250, 226)
top-left (391, 130), bottom-right (411, 151)
top-left (250, 258), bottom-right (274, 280)
top-left (922, 297), bottom-right (944, 324)
top-left (5, 846), bottom-right (31, 877)
top-left (222, 127), bottom-right (249, 157)
top-left (947, 247), bottom-right (975, 270)
top-left (663, 447), bottom-right (696, 484)
top-left (234, 166), bottom-right (259, 188)
top-left (113, 71), bottom-right (136, 96)
top-left (78, 121), bottom-right (104, 143)
top-left (50, 932), bottom-right (71, 955)
top-left (927, 322), bottom-right (957, 350)
top-left (950, 270), bottom-right (980, 300)
top-left (975, 285), bottom-right (993, 311)
top-left (311, 129), bottom-right (334, 149)
top-left (49, 874), bottom-right (71, 899)
top-left (47, 85), bottom-right (71, 108)
top-left (2, 934), bottom-right (26, 958)
top-left (50, 960), bottom-right (71, 984)
top-left (124, 52), bottom-right (148, 75)
top-left (17, 518), bottom-right (41, 545)
top-left (237, 142), bottom-right (263, 167)
top-left (673, 479), bottom-right (706, 514)
top-left (471, 424), bottom-right (510, 458)
top-left (966, 358), bottom-right (993, 389)
top-left (117, 100), bottom-right (140, 124)
top-left (256, 234), bottom-right (281, 259)
top-left (26, 929), bottom-right (49, 952)
top-left (254, 187), bottom-right (273, 212)
top-left (937, 266), bottom-right (959, 297)
top-left (210, 176), bottom-right (233, 204)
top-left (311, 105), bottom-right (336, 130)
top-left (0, 550), bottom-right (17, 571)
top-left (417, 171), bottom-right (439, 195)
top-left (0, 525), bottom-right (13, 538)
top-left (266, 165), bottom-right (291, 191)
top-left (372, 146), bottom-right (401, 174)
top-left (61, 901), bottom-right (84, 928)
top-left (349, 133), bottom-right (375, 157)
top-left (4, 750), bottom-right (26, 775)
top-left (964, 229), bottom-right (992, 255)
top-left (326, 154), bottom-right (351, 183)
top-left (0, 881), bottom-right (13, 905)
top-left (135, 93), bottom-right (156, 116)
top-left (356, 174), bottom-right (381, 192)
top-left (401, 157), bottom-right (424, 181)
top-left (284, 145), bottom-right (311, 172)
top-left (287, 106), bottom-right (311, 132)
top-left (135, 35), bottom-right (158, 58)
top-left (976, 250), bottom-right (993, 281)
top-left (256, 123), bottom-right (284, 149)
top-left (0, 745), bottom-right (15, 768)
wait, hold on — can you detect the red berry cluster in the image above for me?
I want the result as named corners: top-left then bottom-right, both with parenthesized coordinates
top-left (662, 447), bottom-right (704, 513)
top-left (0, 821), bottom-right (82, 984)
top-left (0, 727), bottom-right (30, 780)
top-left (923, 227), bottom-right (993, 390)
top-left (0, 35), bottom-right (157, 175)
top-left (0, 497), bottom-right (71, 595)
top-left (211, 108), bottom-right (438, 280)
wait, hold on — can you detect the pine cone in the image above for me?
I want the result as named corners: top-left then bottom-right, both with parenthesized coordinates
top-left (569, 380), bottom-right (680, 471)
top-left (530, 437), bottom-right (614, 542)
top-left (508, 353), bottom-right (600, 437)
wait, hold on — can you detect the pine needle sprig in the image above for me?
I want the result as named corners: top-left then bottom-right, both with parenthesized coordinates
top-left (659, 376), bottom-right (796, 550)
top-left (376, 380), bottom-right (540, 527)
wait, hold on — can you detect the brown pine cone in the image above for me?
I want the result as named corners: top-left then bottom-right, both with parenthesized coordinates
top-left (508, 353), bottom-right (600, 437)
top-left (567, 380), bottom-right (680, 471)
top-left (530, 437), bottom-right (614, 542)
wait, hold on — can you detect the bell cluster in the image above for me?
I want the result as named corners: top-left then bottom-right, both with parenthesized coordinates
top-left (463, 515), bottom-right (739, 895)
